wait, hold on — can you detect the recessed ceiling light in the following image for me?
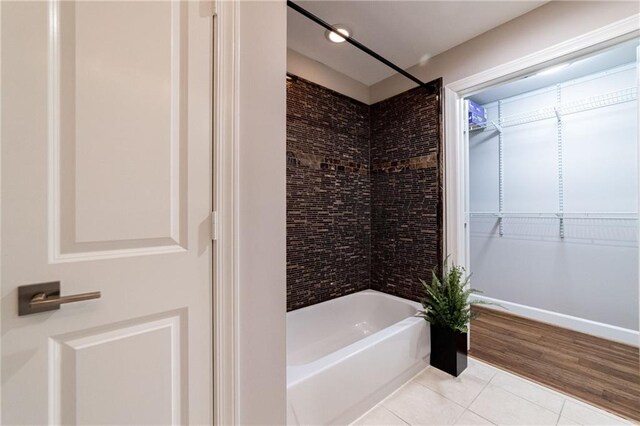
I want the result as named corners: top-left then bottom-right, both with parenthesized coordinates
top-left (325, 25), bottom-right (350, 43)
top-left (536, 63), bottom-right (571, 76)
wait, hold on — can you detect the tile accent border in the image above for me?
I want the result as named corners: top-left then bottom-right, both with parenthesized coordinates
top-left (287, 150), bottom-right (369, 175)
top-left (371, 153), bottom-right (438, 173)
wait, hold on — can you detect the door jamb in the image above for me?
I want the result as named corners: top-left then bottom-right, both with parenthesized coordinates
top-left (212, 0), bottom-right (239, 424)
top-left (444, 14), bottom-right (640, 271)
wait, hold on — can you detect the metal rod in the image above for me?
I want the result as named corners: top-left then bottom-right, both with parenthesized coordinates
top-left (497, 100), bottom-right (504, 237)
top-left (287, 0), bottom-right (435, 94)
top-left (555, 84), bottom-right (565, 239)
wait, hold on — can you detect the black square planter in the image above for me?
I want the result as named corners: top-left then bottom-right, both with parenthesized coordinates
top-left (430, 324), bottom-right (468, 377)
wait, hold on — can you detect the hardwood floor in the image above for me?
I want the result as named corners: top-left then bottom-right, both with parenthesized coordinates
top-left (469, 306), bottom-right (640, 422)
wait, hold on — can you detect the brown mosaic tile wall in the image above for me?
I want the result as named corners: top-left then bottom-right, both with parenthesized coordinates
top-left (287, 76), bottom-right (442, 311)
top-left (287, 77), bottom-right (371, 311)
top-left (370, 85), bottom-right (443, 302)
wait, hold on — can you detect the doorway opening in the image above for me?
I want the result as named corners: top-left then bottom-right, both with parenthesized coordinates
top-left (465, 38), bottom-right (639, 343)
top-left (450, 36), bottom-right (639, 421)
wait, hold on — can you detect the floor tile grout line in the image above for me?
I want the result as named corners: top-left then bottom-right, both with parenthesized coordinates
top-left (355, 360), bottom-right (630, 426)
top-left (470, 355), bottom-right (637, 423)
top-left (384, 371), bottom-right (472, 425)
top-left (354, 365), bottom-right (430, 425)
top-left (562, 396), bottom-right (635, 424)
top-left (451, 407), bottom-right (467, 425)
top-left (408, 361), bottom-right (501, 420)
top-left (461, 373), bottom-right (498, 425)
top-left (556, 400), bottom-right (567, 426)
top-left (382, 402), bottom-right (416, 426)
top-left (560, 399), bottom-right (634, 426)
top-left (467, 383), bottom-right (564, 425)
top-left (467, 374), bottom-right (493, 409)
top-left (414, 360), bottom-right (500, 404)
top-left (491, 372), bottom-right (632, 424)
top-left (411, 376), bottom-right (469, 412)
top-left (484, 380), bottom-right (565, 417)
top-left (489, 365), bottom-right (571, 400)
top-left (465, 408), bottom-right (498, 426)
top-left (463, 365), bottom-right (498, 383)
top-left (486, 372), bottom-right (566, 415)
top-left (381, 405), bottom-right (411, 426)
top-left (429, 360), bottom-right (617, 424)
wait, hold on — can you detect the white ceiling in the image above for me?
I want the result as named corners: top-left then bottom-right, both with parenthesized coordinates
top-left (288, 1), bottom-right (547, 86)
top-left (469, 38), bottom-right (639, 104)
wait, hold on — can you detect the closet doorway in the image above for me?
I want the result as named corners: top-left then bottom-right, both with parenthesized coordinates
top-left (458, 38), bottom-right (639, 421)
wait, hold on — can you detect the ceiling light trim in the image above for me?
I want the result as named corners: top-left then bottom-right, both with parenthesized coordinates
top-left (325, 25), bottom-right (350, 44)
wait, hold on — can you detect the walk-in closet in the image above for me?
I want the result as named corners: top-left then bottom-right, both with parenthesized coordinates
top-left (466, 39), bottom-right (639, 343)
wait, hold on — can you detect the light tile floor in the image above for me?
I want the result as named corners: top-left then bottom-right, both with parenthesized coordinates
top-left (352, 358), bottom-right (635, 426)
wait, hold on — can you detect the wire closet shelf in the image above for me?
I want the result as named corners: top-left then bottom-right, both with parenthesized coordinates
top-left (469, 212), bottom-right (638, 220)
top-left (470, 86), bottom-right (638, 131)
top-left (468, 84), bottom-right (639, 233)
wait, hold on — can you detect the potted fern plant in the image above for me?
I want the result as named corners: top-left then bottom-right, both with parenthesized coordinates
top-left (418, 258), bottom-right (483, 377)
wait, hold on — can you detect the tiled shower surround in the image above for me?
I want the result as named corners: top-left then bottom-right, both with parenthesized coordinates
top-left (286, 76), bottom-right (442, 311)
top-left (370, 88), bottom-right (442, 301)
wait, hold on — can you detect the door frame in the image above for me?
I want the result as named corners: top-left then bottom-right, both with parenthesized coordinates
top-left (443, 14), bottom-right (640, 271)
top-left (212, 0), bottom-right (239, 424)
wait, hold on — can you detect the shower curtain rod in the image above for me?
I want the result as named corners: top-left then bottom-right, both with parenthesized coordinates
top-left (287, 0), bottom-right (437, 95)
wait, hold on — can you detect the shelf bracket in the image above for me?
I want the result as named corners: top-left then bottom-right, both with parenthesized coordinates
top-left (490, 120), bottom-right (503, 134)
top-left (553, 107), bottom-right (562, 121)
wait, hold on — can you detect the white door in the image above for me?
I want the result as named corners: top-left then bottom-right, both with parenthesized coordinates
top-left (1, 1), bottom-right (213, 424)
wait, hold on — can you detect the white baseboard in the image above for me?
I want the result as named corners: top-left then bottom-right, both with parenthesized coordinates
top-left (471, 295), bottom-right (639, 347)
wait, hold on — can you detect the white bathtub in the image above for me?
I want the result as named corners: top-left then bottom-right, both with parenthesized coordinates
top-left (287, 290), bottom-right (429, 425)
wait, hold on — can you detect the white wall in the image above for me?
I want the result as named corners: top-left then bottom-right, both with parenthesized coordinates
top-left (371, 1), bottom-right (640, 103)
top-left (469, 65), bottom-right (639, 333)
top-left (287, 48), bottom-right (371, 104)
top-left (238, 1), bottom-right (287, 424)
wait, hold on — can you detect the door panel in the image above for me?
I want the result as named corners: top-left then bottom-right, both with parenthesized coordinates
top-left (54, 0), bottom-right (188, 258)
top-left (1, 1), bottom-right (213, 424)
top-left (52, 311), bottom-right (185, 425)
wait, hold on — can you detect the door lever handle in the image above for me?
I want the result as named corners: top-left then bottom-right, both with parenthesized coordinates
top-left (30, 291), bottom-right (101, 308)
top-left (18, 281), bottom-right (101, 316)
